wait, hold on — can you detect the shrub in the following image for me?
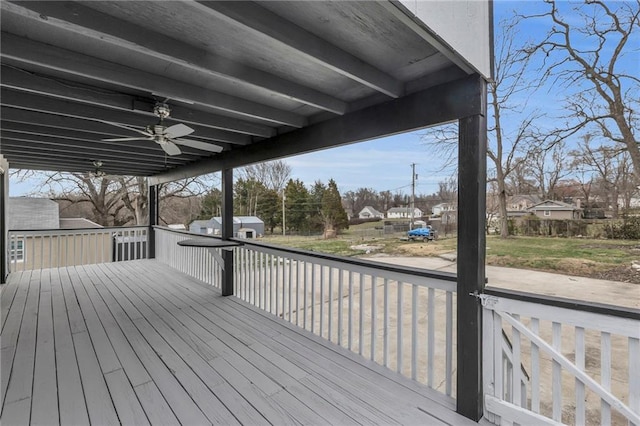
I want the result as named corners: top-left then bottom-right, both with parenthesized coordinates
top-left (605, 215), bottom-right (640, 239)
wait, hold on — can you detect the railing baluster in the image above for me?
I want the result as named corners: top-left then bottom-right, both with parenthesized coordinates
top-left (288, 259), bottom-right (293, 322)
top-left (320, 265), bottom-right (325, 338)
top-left (428, 287), bottom-right (435, 388)
top-left (629, 337), bottom-right (640, 426)
top-left (397, 280), bottom-right (403, 374)
top-left (370, 275), bottom-right (377, 362)
top-left (348, 271), bottom-right (353, 351)
top-left (445, 291), bottom-right (453, 396)
top-left (411, 284), bottom-right (418, 380)
top-left (338, 269), bottom-right (344, 347)
top-left (601, 331), bottom-right (612, 425)
top-left (328, 267), bottom-right (333, 342)
top-left (295, 260), bottom-right (300, 325)
top-left (302, 261), bottom-right (307, 329)
top-left (493, 312), bottom-right (504, 405)
top-left (359, 273), bottom-right (364, 356)
top-left (383, 278), bottom-right (389, 368)
top-left (512, 313), bottom-right (522, 407)
top-left (575, 326), bottom-right (586, 425)
top-left (552, 321), bottom-right (562, 422)
top-left (311, 263), bottom-right (316, 332)
top-left (531, 317), bottom-right (540, 413)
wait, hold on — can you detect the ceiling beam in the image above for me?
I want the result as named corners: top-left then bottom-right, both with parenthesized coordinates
top-left (6, 159), bottom-right (160, 176)
top-left (0, 143), bottom-right (179, 169)
top-left (0, 89), bottom-right (250, 145)
top-left (0, 126), bottom-right (199, 161)
top-left (1, 148), bottom-right (166, 172)
top-left (3, 1), bottom-right (346, 115)
top-left (193, 1), bottom-right (404, 98)
top-left (1, 32), bottom-right (307, 127)
top-left (150, 75), bottom-right (484, 185)
top-left (1, 65), bottom-right (274, 138)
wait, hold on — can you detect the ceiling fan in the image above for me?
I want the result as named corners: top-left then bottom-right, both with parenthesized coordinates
top-left (101, 103), bottom-right (223, 156)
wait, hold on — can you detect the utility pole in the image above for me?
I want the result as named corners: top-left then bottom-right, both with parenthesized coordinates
top-left (410, 163), bottom-right (417, 229)
top-left (282, 193), bottom-right (286, 236)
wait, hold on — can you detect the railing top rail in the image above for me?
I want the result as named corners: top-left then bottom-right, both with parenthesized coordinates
top-left (9, 225), bottom-right (149, 233)
top-left (486, 287), bottom-right (640, 321)
top-left (155, 226), bottom-right (457, 282)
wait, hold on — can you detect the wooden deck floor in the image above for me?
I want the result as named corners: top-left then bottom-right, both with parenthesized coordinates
top-left (1, 260), bottom-right (475, 425)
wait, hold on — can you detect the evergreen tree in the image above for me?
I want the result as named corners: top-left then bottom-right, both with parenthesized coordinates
top-left (321, 179), bottom-right (348, 238)
top-left (309, 180), bottom-right (327, 233)
top-left (284, 179), bottom-right (310, 232)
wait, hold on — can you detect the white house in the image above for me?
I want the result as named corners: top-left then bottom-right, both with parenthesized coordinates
top-left (387, 207), bottom-right (423, 219)
top-left (358, 206), bottom-right (384, 219)
top-left (432, 203), bottom-right (456, 216)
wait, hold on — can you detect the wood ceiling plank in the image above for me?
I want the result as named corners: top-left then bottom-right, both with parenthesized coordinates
top-left (1, 65), bottom-right (273, 139)
top-left (192, 1), bottom-right (404, 98)
top-left (0, 89), bottom-right (250, 145)
top-left (1, 33), bottom-right (307, 128)
top-left (3, 1), bottom-right (346, 115)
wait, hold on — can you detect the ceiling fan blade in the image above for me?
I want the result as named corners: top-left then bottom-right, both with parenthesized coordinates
top-left (99, 120), bottom-right (152, 137)
top-left (101, 137), bottom-right (154, 142)
top-left (165, 123), bottom-right (194, 139)
top-left (160, 141), bottom-right (182, 156)
top-left (173, 138), bottom-right (224, 153)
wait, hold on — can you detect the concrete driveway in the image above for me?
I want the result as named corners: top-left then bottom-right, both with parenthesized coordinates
top-left (367, 255), bottom-right (640, 309)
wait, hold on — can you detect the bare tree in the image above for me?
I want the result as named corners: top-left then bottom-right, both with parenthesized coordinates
top-left (240, 160), bottom-right (292, 193)
top-left (522, 1), bottom-right (640, 178)
top-left (10, 169), bottom-right (217, 226)
top-left (570, 134), bottom-right (630, 218)
top-left (486, 18), bottom-right (542, 238)
top-left (529, 140), bottom-right (569, 200)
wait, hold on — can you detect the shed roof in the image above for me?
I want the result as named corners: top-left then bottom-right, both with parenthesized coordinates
top-left (59, 218), bottom-right (103, 229)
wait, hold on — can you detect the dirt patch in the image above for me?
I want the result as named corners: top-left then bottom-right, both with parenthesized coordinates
top-left (395, 242), bottom-right (450, 257)
top-left (592, 264), bottom-right (640, 284)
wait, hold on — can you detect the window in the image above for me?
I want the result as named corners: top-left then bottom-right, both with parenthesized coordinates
top-left (10, 239), bottom-right (25, 263)
top-left (543, 210), bottom-right (551, 217)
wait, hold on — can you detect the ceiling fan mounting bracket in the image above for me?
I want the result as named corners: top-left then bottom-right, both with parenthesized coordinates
top-left (153, 102), bottom-right (171, 119)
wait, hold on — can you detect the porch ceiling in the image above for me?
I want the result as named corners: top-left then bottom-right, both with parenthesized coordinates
top-left (0, 1), bottom-right (482, 180)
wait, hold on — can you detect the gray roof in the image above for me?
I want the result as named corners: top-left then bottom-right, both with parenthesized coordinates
top-left (190, 220), bottom-right (211, 227)
top-left (528, 200), bottom-right (580, 211)
top-left (8, 197), bottom-right (59, 230)
top-left (59, 218), bottom-right (103, 229)
top-left (388, 207), bottom-right (421, 213)
top-left (210, 216), bottom-right (264, 225)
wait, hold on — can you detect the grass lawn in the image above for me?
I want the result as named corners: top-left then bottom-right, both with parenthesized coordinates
top-left (261, 227), bottom-right (640, 281)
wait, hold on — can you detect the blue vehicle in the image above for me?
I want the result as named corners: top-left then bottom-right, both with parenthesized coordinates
top-left (407, 226), bottom-right (435, 241)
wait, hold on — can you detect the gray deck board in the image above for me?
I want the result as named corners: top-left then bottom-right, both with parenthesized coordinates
top-left (1, 260), bottom-right (476, 425)
top-left (31, 269), bottom-right (59, 426)
top-left (50, 267), bottom-right (89, 425)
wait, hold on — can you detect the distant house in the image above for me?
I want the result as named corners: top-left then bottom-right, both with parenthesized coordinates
top-left (507, 194), bottom-right (542, 211)
top-left (527, 200), bottom-right (582, 220)
top-left (8, 197), bottom-right (106, 270)
top-left (358, 206), bottom-right (384, 219)
top-left (387, 207), bottom-right (423, 219)
top-left (432, 203), bottom-right (455, 216)
top-left (190, 216), bottom-right (264, 238)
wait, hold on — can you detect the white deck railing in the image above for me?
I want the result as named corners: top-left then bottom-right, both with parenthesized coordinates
top-left (155, 227), bottom-right (458, 398)
top-left (233, 240), bottom-right (459, 398)
top-left (155, 227), bottom-right (222, 289)
top-left (7, 226), bottom-right (148, 272)
top-left (154, 227), bottom-right (640, 423)
top-left (482, 289), bottom-right (640, 426)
